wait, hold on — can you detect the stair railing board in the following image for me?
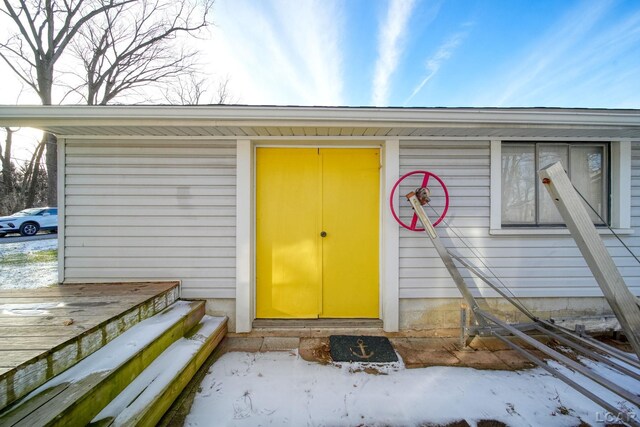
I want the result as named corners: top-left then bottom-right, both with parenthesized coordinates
top-left (539, 162), bottom-right (640, 359)
top-left (0, 300), bottom-right (206, 427)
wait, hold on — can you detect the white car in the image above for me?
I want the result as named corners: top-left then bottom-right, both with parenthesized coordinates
top-left (0, 207), bottom-right (58, 237)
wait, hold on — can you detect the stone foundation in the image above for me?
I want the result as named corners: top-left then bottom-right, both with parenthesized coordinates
top-left (203, 297), bottom-right (613, 334)
top-left (400, 297), bottom-right (613, 332)
top-left (203, 298), bottom-right (236, 332)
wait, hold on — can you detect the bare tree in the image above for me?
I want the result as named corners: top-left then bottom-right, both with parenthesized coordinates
top-left (214, 77), bottom-right (235, 104)
top-left (1, 0), bottom-right (223, 208)
top-left (0, 0), bottom-right (135, 206)
top-left (70, 0), bottom-right (213, 105)
top-left (22, 139), bottom-right (46, 208)
top-left (0, 128), bottom-right (48, 215)
top-left (0, 128), bottom-right (16, 194)
top-left (163, 71), bottom-right (235, 105)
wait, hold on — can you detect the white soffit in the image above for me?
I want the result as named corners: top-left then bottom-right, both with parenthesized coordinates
top-left (0, 105), bottom-right (639, 139)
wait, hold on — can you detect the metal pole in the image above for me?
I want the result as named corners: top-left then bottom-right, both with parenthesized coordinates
top-left (538, 319), bottom-right (640, 370)
top-left (406, 192), bottom-right (486, 327)
top-left (531, 324), bottom-right (640, 381)
top-left (460, 304), bottom-right (469, 349)
top-left (491, 333), bottom-right (640, 427)
top-left (480, 310), bottom-right (640, 407)
top-left (539, 162), bottom-right (640, 359)
top-left (448, 250), bottom-right (536, 321)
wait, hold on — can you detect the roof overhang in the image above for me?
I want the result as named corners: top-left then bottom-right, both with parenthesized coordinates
top-left (1, 105), bottom-right (639, 139)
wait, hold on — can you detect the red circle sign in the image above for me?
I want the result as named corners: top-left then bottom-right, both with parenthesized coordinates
top-left (389, 170), bottom-right (449, 231)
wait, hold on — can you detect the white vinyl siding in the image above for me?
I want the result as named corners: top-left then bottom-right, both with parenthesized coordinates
top-left (399, 139), bottom-right (640, 299)
top-left (629, 140), bottom-right (640, 287)
top-left (63, 139), bottom-right (236, 298)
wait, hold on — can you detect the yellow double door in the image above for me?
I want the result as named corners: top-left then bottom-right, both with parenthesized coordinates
top-left (256, 148), bottom-right (380, 319)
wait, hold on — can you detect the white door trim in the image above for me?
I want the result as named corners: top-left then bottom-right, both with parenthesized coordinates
top-left (235, 139), bottom-right (400, 332)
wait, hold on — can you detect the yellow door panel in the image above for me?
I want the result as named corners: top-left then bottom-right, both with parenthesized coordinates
top-left (321, 149), bottom-right (380, 318)
top-left (256, 148), bottom-right (321, 318)
top-left (256, 147), bottom-right (380, 319)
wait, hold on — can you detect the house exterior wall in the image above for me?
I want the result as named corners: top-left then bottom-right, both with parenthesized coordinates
top-left (398, 139), bottom-right (640, 301)
top-left (632, 141), bottom-right (640, 244)
top-left (63, 138), bottom-right (236, 299)
top-left (61, 135), bottom-right (640, 332)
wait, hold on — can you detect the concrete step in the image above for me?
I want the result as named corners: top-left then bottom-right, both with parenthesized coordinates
top-left (90, 315), bottom-right (227, 426)
top-left (0, 300), bottom-right (205, 427)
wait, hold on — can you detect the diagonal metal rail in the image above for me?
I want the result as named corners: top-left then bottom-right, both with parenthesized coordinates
top-left (406, 190), bottom-right (640, 424)
top-left (450, 249), bottom-right (640, 372)
top-left (492, 333), bottom-right (639, 426)
top-left (479, 310), bottom-right (640, 408)
top-left (406, 191), bottom-right (486, 327)
top-left (531, 323), bottom-right (640, 381)
top-left (540, 162), bottom-right (640, 359)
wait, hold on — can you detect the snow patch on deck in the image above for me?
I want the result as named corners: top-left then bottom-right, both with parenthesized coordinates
top-left (0, 302), bottom-right (66, 316)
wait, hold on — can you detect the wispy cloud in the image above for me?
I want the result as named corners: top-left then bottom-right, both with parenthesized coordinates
top-left (200, 0), bottom-right (345, 105)
top-left (269, 0), bottom-right (345, 105)
top-left (371, 0), bottom-right (417, 106)
top-left (492, 0), bottom-right (621, 106)
top-left (404, 26), bottom-right (471, 106)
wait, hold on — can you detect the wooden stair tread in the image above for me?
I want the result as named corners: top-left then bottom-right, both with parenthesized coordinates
top-left (0, 300), bottom-right (205, 427)
top-left (91, 316), bottom-right (227, 426)
top-left (0, 282), bottom-right (179, 298)
top-left (0, 281), bottom-right (180, 410)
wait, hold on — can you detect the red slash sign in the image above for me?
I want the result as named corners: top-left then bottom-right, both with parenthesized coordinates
top-left (389, 170), bottom-right (450, 231)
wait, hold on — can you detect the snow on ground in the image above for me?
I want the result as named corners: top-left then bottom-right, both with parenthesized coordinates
top-left (0, 237), bottom-right (58, 256)
top-left (186, 351), bottom-right (640, 427)
top-left (0, 238), bottom-right (58, 289)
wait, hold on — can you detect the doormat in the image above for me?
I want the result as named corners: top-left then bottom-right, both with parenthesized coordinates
top-left (329, 335), bottom-right (398, 363)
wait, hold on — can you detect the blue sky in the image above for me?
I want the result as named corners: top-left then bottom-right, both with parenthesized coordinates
top-left (0, 0), bottom-right (639, 109)
top-left (199, 0), bottom-right (640, 108)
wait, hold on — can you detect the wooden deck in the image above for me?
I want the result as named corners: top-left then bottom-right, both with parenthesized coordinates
top-left (0, 281), bottom-right (180, 408)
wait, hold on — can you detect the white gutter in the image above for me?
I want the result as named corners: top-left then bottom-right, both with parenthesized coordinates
top-left (0, 105), bottom-right (639, 129)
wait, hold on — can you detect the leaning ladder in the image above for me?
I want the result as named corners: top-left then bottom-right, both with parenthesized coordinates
top-left (406, 189), bottom-right (640, 425)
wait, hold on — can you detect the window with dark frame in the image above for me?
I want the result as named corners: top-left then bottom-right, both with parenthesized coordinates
top-left (501, 142), bottom-right (609, 226)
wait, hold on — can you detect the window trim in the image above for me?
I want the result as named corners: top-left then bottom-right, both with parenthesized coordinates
top-left (490, 139), bottom-right (633, 236)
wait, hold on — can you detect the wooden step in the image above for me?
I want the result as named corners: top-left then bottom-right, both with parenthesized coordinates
top-left (0, 300), bottom-right (205, 427)
top-left (0, 281), bottom-right (180, 410)
top-left (90, 315), bottom-right (227, 426)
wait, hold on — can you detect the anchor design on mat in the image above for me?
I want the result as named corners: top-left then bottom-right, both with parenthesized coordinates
top-left (350, 339), bottom-right (374, 359)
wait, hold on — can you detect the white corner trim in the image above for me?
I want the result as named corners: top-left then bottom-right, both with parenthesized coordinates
top-left (57, 138), bottom-right (66, 283)
top-left (611, 140), bottom-right (631, 229)
top-left (238, 141), bottom-right (399, 332)
top-left (235, 139), bottom-right (253, 333)
top-left (382, 139), bottom-right (400, 332)
top-left (489, 140), bottom-right (502, 230)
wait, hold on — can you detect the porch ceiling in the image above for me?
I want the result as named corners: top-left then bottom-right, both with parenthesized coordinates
top-left (1, 105), bottom-right (640, 139)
